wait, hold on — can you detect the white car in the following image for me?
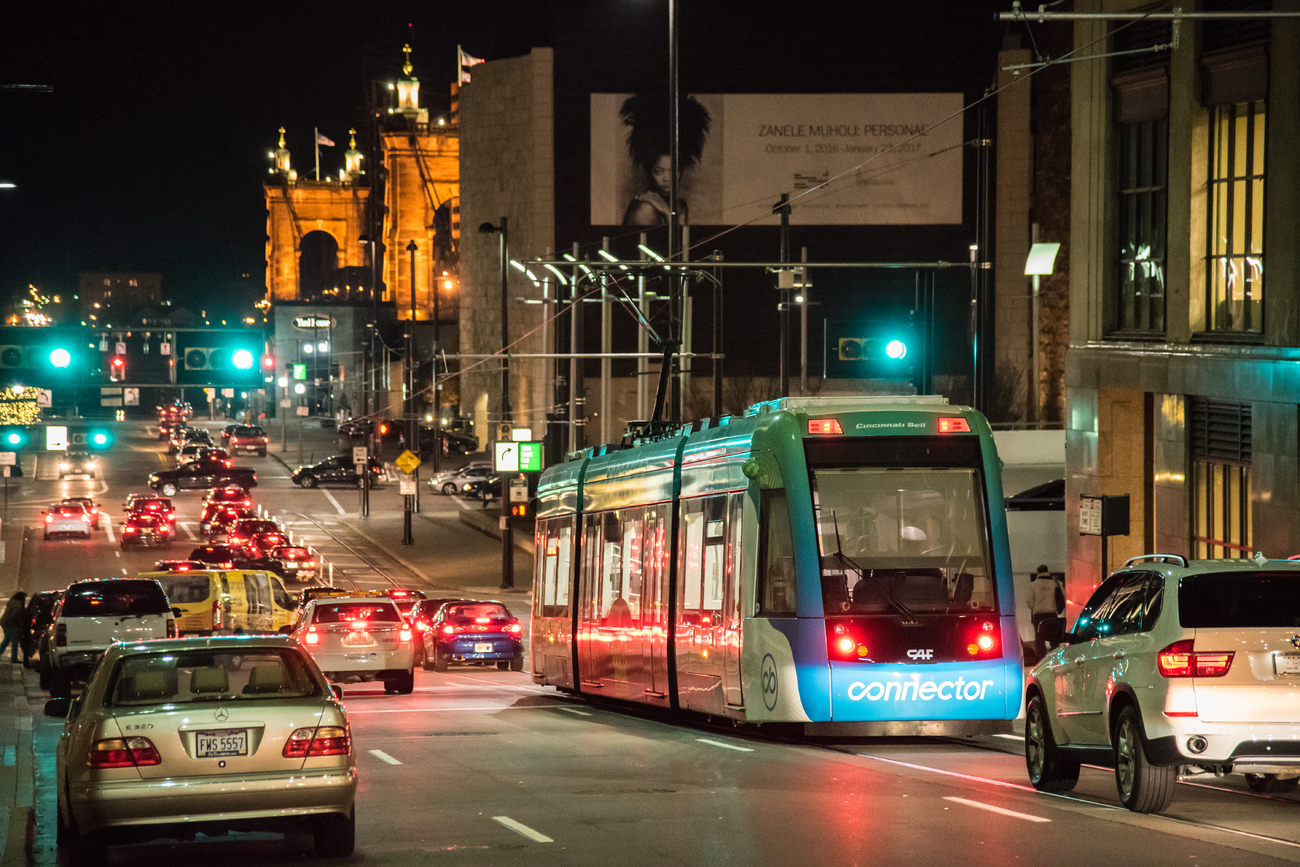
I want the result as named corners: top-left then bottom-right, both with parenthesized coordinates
top-left (293, 596), bottom-right (415, 694)
top-left (46, 636), bottom-right (356, 862)
top-left (1025, 554), bottom-right (1300, 812)
top-left (428, 461), bottom-right (492, 495)
top-left (42, 503), bottom-right (94, 540)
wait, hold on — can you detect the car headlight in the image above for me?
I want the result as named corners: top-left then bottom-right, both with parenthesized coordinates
top-left (59, 463), bottom-right (69, 470)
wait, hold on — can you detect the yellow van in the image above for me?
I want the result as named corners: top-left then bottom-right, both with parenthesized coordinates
top-left (144, 570), bottom-right (296, 635)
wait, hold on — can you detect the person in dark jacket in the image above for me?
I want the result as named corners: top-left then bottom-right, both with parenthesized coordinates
top-left (0, 591), bottom-right (28, 663)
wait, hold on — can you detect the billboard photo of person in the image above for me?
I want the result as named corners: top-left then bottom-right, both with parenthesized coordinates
top-left (618, 93), bottom-right (712, 228)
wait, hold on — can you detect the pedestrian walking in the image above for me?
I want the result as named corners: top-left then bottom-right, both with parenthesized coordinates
top-left (0, 591), bottom-right (28, 663)
top-left (1027, 565), bottom-right (1059, 659)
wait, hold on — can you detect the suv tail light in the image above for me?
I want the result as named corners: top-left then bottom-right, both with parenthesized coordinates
top-left (55, 622), bottom-right (66, 647)
top-left (400, 626), bottom-right (413, 643)
top-left (89, 737), bottom-right (161, 768)
top-left (283, 725), bottom-right (351, 758)
top-left (304, 626), bottom-right (320, 645)
top-left (1157, 639), bottom-right (1235, 677)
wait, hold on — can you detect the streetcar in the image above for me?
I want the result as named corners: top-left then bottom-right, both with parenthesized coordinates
top-left (530, 395), bottom-right (1023, 736)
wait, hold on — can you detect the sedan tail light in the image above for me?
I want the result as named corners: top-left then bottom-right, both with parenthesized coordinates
top-left (442, 625), bottom-right (460, 636)
top-left (1157, 639), bottom-right (1235, 677)
top-left (283, 725), bottom-right (351, 758)
top-left (506, 623), bottom-right (523, 635)
top-left (304, 627), bottom-right (320, 645)
top-left (89, 737), bottom-right (161, 768)
top-left (399, 626), bottom-right (413, 643)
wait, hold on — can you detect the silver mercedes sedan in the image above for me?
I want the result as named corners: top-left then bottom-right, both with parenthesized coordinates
top-left (46, 635), bottom-right (357, 863)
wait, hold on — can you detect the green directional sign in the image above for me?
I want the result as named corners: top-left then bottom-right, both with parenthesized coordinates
top-left (292, 363), bottom-right (307, 381)
top-left (518, 441), bottom-right (543, 472)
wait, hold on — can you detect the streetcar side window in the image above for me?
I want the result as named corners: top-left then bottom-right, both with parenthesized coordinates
top-left (600, 511), bottom-right (624, 623)
top-left (680, 497), bottom-right (729, 627)
top-left (758, 490), bottom-right (797, 617)
top-left (620, 511), bottom-right (643, 622)
top-left (536, 519), bottom-right (573, 618)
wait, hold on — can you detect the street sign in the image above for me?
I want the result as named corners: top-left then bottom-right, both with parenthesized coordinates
top-left (279, 399), bottom-right (291, 408)
top-left (518, 441), bottom-right (543, 472)
top-left (494, 441), bottom-right (518, 472)
top-left (123, 388), bottom-right (140, 406)
top-left (399, 478), bottom-right (417, 495)
top-left (394, 449), bottom-right (421, 475)
top-left (0, 452), bottom-right (16, 466)
top-left (115, 341), bottom-right (126, 355)
top-left (46, 426), bottom-right (68, 451)
top-left (160, 341), bottom-right (171, 356)
top-left (221, 388), bottom-right (235, 398)
top-left (293, 363), bottom-right (306, 380)
top-left (510, 427), bottom-right (533, 442)
top-left (296, 406), bottom-right (309, 416)
top-left (353, 446), bottom-right (369, 463)
top-left (36, 390), bottom-right (52, 407)
top-left (1079, 497), bottom-right (1102, 536)
top-left (509, 479), bottom-right (528, 503)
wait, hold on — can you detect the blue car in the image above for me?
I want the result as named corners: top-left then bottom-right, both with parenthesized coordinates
top-left (421, 601), bottom-right (523, 672)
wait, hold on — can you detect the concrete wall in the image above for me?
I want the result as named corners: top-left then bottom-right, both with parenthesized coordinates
top-left (458, 48), bottom-right (555, 449)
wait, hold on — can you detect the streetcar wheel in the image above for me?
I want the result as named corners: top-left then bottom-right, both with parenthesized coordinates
top-left (1024, 694), bottom-right (1078, 792)
top-left (1245, 773), bottom-right (1300, 794)
top-left (1114, 706), bottom-right (1175, 813)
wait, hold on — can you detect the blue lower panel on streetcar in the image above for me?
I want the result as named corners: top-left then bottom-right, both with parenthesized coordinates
top-left (827, 658), bottom-right (1017, 722)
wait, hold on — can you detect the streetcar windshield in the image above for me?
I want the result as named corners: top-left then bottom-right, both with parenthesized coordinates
top-left (810, 467), bottom-right (996, 615)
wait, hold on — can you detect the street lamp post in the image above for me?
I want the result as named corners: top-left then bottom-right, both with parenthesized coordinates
top-left (403, 240), bottom-right (417, 546)
top-left (478, 218), bottom-right (512, 589)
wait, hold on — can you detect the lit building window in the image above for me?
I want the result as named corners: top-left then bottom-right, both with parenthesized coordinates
top-left (1206, 101), bottom-right (1265, 334)
top-left (1190, 398), bottom-right (1251, 559)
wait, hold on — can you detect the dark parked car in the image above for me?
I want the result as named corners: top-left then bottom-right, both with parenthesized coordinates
top-left (121, 513), bottom-right (173, 549)
top-left (149, 459), bottom-right (257, 495)
top-left (420, 601), bottom-right (524, 672)
top-left (291, 455), bottom-right (381, 488)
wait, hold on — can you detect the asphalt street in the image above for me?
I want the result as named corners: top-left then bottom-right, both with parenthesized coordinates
top-left (3, 420), bottom-right (1300, 865)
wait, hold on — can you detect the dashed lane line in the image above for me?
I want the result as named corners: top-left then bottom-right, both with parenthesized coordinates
top-left (492, 816), bottom-right (553, 843)
top-left (322, 489), bottom-right (346, 515)
top-left (557, 707), bottom-right (592, 716)
top-left (368, 749), bottom-right (402, 765)
top-left (943, 796), bottom-right (1051, 823)
top-left (696, 738), bottom-right (754, 753)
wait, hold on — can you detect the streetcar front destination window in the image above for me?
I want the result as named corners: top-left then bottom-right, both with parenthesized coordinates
top-left (810, 467), bottom-right (996, 615)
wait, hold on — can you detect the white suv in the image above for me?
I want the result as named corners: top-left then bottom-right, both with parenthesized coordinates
top-left (43, 579), bottom-right (178, 697)
top-left (1025, 554), bottom-right (1300, 813)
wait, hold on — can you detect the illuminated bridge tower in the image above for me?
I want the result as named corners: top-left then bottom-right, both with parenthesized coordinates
top-left (264, 128), bottom-right (371, 304)
top-left (381, 44), bottom-right (461, 322)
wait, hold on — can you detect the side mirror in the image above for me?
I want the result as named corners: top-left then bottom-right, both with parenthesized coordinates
top-left (44, 697), bottom-right (72, 718)
top-left (278, 625), bottom-right (293, 635)
top-left (1038, 617), bottom-right (1067, 647)
top-left (171, 607), bottom-right (183, 618)
top-left (330, 685), bottom-right (344, 701)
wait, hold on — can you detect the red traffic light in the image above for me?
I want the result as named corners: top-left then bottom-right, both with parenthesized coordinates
top-left (111, 356), bottom-right (125, 368)
top-left (262, 354), bottom-right (276, 370)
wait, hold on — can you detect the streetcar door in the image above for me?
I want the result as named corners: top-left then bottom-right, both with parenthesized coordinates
top-left (576, 512), bottom-right (603, 687)
top-left (722, 494), bottom-right (744, 709)
top-left (640, 505), bottom-right (670, 698)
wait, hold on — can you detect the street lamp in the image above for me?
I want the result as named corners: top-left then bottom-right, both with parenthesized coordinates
top-left (479, 218), bottom-right (513, 590)
top-left (1024, 239), bottom-right (1061, 428)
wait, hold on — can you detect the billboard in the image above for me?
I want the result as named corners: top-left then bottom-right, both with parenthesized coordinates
top-left (590, 93), bottom-right (963, 227)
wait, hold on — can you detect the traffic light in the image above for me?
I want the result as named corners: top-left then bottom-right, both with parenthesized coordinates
top-left (262, 353), bottom-right (276, 371)
top-left (884, 338), bottom-right (908, 360)
top-left (110, 355), bottom-right (126, 381)
top-left (510, 501), bottom-right (529, 519)
top-left (0, 426), bottom-right (29, 450)
top-left (86, 427), bottom-right (114, 450)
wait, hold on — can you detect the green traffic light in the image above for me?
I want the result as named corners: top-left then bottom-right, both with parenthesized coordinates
top-left (232, 349), bottom-right (254, 370)
top-left (4, 432), bottom-right (21, 446)
top-left (49, 348), bottom-right (72, 368)
top-left (885, 339), bottom-right (908, 360)
top-left (91, 432), bottom-right (109, 447)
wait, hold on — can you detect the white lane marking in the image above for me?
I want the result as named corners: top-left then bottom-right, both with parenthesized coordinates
top-left (492, 816), bottom-right (553, 843)
top-left (368, 749), bottom-right (402, 765)
top-left (557, 707), bottom-right (592, 716)
top-left (179, 521), bottom-right (199, 541)
top-left (346, 704), bottom-right (565, 715)
top-left (696, 738), bottom-right (754, 753)
top-left (994, 733), bottom-right (1022, 741)
top-left (860, 754), bottom-right (1037, 793)
top-left (104, 520), bottom-right (115, 543)
top-left (944, 796), bottom-right (1051, 823)
top-left (322, 489), bottom-right (346, 515)
top-left (115, 551), bottom-right (121, 558)
top-left (120, 568), bottom-right (127, 576)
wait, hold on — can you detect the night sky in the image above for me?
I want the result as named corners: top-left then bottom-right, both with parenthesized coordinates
top-left (2, 1), bottom-right (1020, 376)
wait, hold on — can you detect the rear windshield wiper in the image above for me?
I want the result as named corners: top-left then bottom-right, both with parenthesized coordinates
top-left (830, 511), bottom-right (917, 621)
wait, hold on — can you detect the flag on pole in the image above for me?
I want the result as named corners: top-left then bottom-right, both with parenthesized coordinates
top-left (316, 132), bottom-right (336, 147)
top-left (458, 45), bottom-right (485, 84)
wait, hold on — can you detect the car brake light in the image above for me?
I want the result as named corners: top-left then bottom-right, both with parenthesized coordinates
top-left (506, 623), bottom-right (523, 634)
top-left (1157, 639), bottom-right (1234, 677)
top-left (283, 725), bottom-right (351, 758)
top-left (304, 627), bottom-right (320, 645)
top-left (89, 737), bottom-right (161, 768)
top-left (44, 515), bottom-right (52, 524)
top-left (125, 527), bottom-right (137, 533)
top-left (400, 626), bottom-right (413, 642)
top-left (349, 620), bottom-right (367, 631)
top-left (937, 417), bottom-right (972, 433)
top-left (55, 623), bottom-right (66, 647)
top-left (442, 625), bottom-right (458, 636)
top-left (808, 419), bottom-right (843, 435)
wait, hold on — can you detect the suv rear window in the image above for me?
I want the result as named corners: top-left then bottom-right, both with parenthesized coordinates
top-left (1179, 571), bottom-right (1300, 628)
top-left (234, 426), bottom-right (265, 437)
top-left (62, 581), bottom-right (170, 617)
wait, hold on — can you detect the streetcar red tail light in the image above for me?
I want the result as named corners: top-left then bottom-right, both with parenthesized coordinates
top-left (827, 622), bottom-right (869, 660)
top-left (808, 419), bottom-right (844, 436)
top-left (965, 621), bottom-right (1000, 658)
top-left (937, 417), bottom-right (972, 433)
top-left (90, 737), bottom-right (160, 769)
top-left (283, 726), bottom-right (351, 758)
top-left (1157, 639), bottom-right (1234, 677)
